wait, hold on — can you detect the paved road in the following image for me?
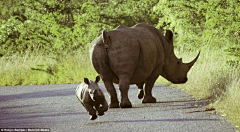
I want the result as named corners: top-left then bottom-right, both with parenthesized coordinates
top-left (0, 84), bottom-right (237, 132)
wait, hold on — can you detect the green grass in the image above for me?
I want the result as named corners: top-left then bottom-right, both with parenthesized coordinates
top-left (0, 50), bottom-right (97, 86)
top-left (0, 47), bottom-right (239, 130)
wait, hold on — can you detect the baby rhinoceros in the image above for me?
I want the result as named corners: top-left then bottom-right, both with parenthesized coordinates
top-left (76, 76), bottom-right (108, 120)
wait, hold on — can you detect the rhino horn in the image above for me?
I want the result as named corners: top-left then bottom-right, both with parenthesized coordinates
top-left (187, 51), bottom-right (200, 69)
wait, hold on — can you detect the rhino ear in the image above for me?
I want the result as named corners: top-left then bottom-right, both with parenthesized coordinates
top-left (84, 78), bottom-right (90, 85)
top-left (165, 30), bottom-right (173, 42)
top-left (95, 76), bottom-right (100, 83)
top-left (177, 58), bottom-right (182, 64)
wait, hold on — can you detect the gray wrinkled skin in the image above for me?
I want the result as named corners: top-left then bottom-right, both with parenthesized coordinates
top-left (89, 23), bottom-right (200, 108)
top-left (76, 76), bottom-right (108, 120)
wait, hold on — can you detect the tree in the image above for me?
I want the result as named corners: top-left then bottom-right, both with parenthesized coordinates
top-left (0, 0), bottom-right (159, 56)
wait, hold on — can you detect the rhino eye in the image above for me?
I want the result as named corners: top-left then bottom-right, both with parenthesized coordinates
top-left (177, 61), bottom-right (181, 64)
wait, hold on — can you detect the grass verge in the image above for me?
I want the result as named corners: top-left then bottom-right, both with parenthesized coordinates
top-left (0, 50), bottom-right (97, 86)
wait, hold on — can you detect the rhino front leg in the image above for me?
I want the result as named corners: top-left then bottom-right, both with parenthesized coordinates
top-left (119, 75), bottom-right (132, 108)
top-left (102, 79), bottom-right (119, 108)
top-left (98, 101), bottom-right (108, 115)
top-left (142, 74), bottom-right (158, 103)
top-left (85, 103), bottom-right (97, 120)
top-left (94, 103), bottom-right (102, 115)
top-left (101, 98), bottom-right (109, 112)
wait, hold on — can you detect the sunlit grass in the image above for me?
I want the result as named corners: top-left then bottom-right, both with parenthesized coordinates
top-left (0, 50), bottom-right (97, 86)
top-left (213, 77), bottom-right (240, 128)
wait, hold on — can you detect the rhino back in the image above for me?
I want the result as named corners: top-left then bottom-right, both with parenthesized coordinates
top-left (132, 24), bottom-right (165, 83)
top-left (108, 24), bottom-right (165, 83)
top-left (106, 26), bottom-right (140, 79)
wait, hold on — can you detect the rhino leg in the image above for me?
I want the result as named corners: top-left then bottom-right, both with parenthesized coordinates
top-left (119, 75), bottom-right (132, 108)
top-left (95, 104), bottom-right (104, 116)
top-left (97, 98), bottom-right (108, 115)
top-left (101, 98), bottom-right (109, 112)
top-left (84, 103), bottom-right (97, 120)
top-left (142, 74), bottom-right (158, 103)
top-left (102, 79), bottom-right (120, 108)
top-left (142, 82), bottom-right (157, 103)
top-left (137, 83), bottom-right (144, 99)
top-left (94, 104), bottom-right (102, 115)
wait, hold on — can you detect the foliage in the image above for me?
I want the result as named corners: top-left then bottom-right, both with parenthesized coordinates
top-left (154, 0), bottom-right (240, 54)
top-left (0, 0), bottom-right (158, 56)
top-left (1, 0), bottom-right (239, 59)
top-left (1, 0), bottom-right (83, 56)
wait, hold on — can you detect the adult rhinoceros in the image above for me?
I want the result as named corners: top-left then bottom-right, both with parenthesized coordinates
top-left (89, 23), bottom-right (200, 108)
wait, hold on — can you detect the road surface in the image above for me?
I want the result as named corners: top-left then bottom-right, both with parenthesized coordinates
top-left (0, 83), bottom-right (237, 132)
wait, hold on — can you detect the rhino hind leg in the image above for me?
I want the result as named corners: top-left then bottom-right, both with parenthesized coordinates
top-left (102, 79), bottom-right (120, 108)
top-left (119, 75), bottom-right (132, 108)
top-left (136, 83), bottom-right (144, 99)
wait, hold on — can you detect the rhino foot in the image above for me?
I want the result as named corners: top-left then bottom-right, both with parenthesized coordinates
top-left (109, 101), bottom-right (120, 108)
top-left (138, 89), bottom-right (144, 99)
top-left (90, 115), bottom-right (98, 120)
top-left (97, 109), bottom-right (105, 116)
top-left (120, 102), bottom-right (132, 108)
top-left (98, 112), bottom-right (104, 116)
top-left (142, 96), bottom-right (156, 103)
top-left (120, 98), bottom-right (132, 108)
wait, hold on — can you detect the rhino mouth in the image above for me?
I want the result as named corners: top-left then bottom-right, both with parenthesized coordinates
top-left (94, 96), bottom-right (102, 100)
top-left (178, 77), bottom-right (188, 84)
top-left (170, 77), bottom-right (188, 84)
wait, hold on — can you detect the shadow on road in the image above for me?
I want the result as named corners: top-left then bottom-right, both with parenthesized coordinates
top-left (0, 88), bottom-right (74, 102)
top-left (85, 118), bottom-right (220, 126)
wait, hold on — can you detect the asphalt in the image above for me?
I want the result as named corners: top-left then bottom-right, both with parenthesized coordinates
top-left (0, 83), bottom-right (237, 132)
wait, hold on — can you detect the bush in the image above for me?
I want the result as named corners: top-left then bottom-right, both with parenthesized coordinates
top-left (0, 0), bottom-right (159, 56)
top-left (153, 0), bottom-right (240, 54)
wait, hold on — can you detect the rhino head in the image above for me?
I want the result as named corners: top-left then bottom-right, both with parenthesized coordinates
top-left (162, 30), bottom-right (200, 84)
top-left (84, 76), bottom-right (102, 101)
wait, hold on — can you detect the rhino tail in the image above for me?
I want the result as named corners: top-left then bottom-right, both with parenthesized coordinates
top-left (102, 30), bottom-right (109, 44)
top-left (102, 30), bottom-right (110, 54)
